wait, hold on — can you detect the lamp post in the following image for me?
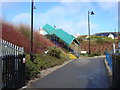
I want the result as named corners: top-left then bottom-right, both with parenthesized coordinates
top-left (88, 11), bottom-right (94, 54)
top-left (30, 0), bottom-right (36, 62)
top-left (54, 25), bottom-right (56, 45)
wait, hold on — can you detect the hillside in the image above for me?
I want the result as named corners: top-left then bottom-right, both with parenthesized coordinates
top-left (77, 36), bottom-right (118, 54)
top-left (81, 41), bottom-right (118, 54)
top-left (1, 21), bottom-right (54, 54)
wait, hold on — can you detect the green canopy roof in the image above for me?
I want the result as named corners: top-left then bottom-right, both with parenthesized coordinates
top-left (42, 24), bottom-right (79, 45)
top-left (42, 24), bottom-right (56, 35)
top-left (54, 29), bottom-right (76, 45)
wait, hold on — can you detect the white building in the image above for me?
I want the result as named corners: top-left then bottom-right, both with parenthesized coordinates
top-left (39, 28), bottom-right (45, 35)
top-left (73, 33), bottom-right (80, 38)
top-left (108, 33), bottom-right (115, 39)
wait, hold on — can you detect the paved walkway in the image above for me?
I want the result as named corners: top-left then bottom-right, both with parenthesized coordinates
top-left (29, 57), bottom-right (110, 88)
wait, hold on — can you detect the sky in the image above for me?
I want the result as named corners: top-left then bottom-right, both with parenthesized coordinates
top-left (1, 0), bottom-right (118, 35)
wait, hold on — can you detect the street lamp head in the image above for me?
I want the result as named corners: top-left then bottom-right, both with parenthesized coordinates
top-left (54, 25), bottom-right (56, 29)
top-left (33, 6), bottom-right (36, 9)
top-left (90, 11), bottom-right (95, 15)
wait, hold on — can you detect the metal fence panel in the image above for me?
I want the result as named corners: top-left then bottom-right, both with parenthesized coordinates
top-left (2, 54), bottom-right (25, 89)
top-left (112, 54), bottom-right (120, 88)
top-left (1, 39), bottom-right (25, 89)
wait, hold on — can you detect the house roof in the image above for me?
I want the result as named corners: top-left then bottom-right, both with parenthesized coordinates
top-left (42, 24), bottom-right (80, 45)
top-left (94, 32), bottom-right (119, 37)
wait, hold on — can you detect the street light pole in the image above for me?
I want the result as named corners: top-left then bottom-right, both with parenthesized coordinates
top-left (54, 25), bottom-right (56, 45)
top-left (88, 11), bottom-right (94, 54)
top-left (88, 11), bottom-right (90, 54)
top-left (31, 0), bottom-right (34, 62)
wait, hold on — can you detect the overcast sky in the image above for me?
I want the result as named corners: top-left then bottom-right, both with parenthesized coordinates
top-left (1, 0), bottom-right (118, 35)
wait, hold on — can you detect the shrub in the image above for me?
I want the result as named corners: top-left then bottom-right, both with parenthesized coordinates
top-left (2, 21), bottom-right (54, 54)
top-left (96, 38), bottom-right (105, 44)
top-left (116, 50), bottom-right (120, 53)
top-left (95, 36), bottom-right (115, 44)
top-left (80, 52), bottom-right (101, 57)
top-left (25, 51), bottom-right (68, 80)
top-left (33, 32), bottom-right (54, 54)
top-left (18, 24), bottom-right (31, 39)
top-left (33, 54), bottom-right (68, 70)
top-left (77, 37), bottom-right (83, 43)
top-left (2, 22), bottom-right (30, 53)
top-left (41, 55), bottom-right (58, 68)
top-left (89, 52), bottom-right (101, 57)
top-left (102, 36), bottom-right (112, 40)
top-left (80, 53), bottom-right (89, 57)
top-left (25, 54), bottom-right (40, 80)
top-left (91, 36), bottom-right (101, 40)
top-left (47, 46), bottom-right (62, 59)
top-left (91, 36), bottom-right (112, 40)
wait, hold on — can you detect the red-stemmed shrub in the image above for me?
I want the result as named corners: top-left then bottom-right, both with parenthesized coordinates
top-left (2, 21), bottom-right (54, 54)
top-left (2, 22), bottom-right (30, 53)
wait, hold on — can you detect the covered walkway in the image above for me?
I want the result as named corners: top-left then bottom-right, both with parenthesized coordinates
top-left (42, 24), bottom-right (79, 45)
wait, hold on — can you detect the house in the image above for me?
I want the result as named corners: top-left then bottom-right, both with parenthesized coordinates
top-left (73, 33), bottom-right (80, 38)
top-left (108, 33), bottom-right (114, 39)
top-left (94, 32), bottom-right (119, 39)
top-left (39, 28), bottom-right (46, 35)
top-left (85, 35), bottom-right (92, 39)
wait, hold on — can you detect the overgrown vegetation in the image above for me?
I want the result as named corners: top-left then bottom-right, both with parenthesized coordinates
top-left (96, 37), bottom-right (114, 44)
top-left (80, 52), bottom-right (102, 57)
top-left (17, 24), bottom-right (31, 39)
top-left (77, 37), bottom-right (83, 43)
top-left (2, 21), bottom-right (54, 54)
top-left (25, 47), bottom-right (69, 80)
top-left (47, 47), bottom-right (62, 58)
top-left (96, 38), bottom-right (106, 44)
top-left (77, 35), bottom-right (118, 54)
top-left (90, 36), bottom-right (113, 40)
top-left (25, 55), bottom-right (40, 80)
top-left (1, 20), bottom-right (70, 81)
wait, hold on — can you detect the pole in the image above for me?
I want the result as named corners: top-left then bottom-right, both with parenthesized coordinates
top-left (54, 25), bottom-right (56, 45)
top-left (88, 11), bottom-right (91, 54)
top-left (31, 0), bottom-right (34, 62)
top-left (78, 45), bottom-right (79, 58)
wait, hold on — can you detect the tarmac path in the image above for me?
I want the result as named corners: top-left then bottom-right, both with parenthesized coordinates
top-left (29, 57), bottom-right (110, 88)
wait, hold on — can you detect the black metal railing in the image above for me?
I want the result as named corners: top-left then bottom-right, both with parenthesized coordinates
top-left (2, 54), bottom-right (25, 89)
top-left (112, 54), bottom-right (120, 88)
top-left (0, 39), bottom-right (26, 89)
top-left (105, 49), bottom-right (120, 88)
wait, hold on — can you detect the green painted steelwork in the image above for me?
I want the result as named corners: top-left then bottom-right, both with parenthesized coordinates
top-left (54, 29), bottom-right (76, 45)
top-left (42, 24), bottom-right (56, 35)
top-left (42, 24), bottom-right (80, 45)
